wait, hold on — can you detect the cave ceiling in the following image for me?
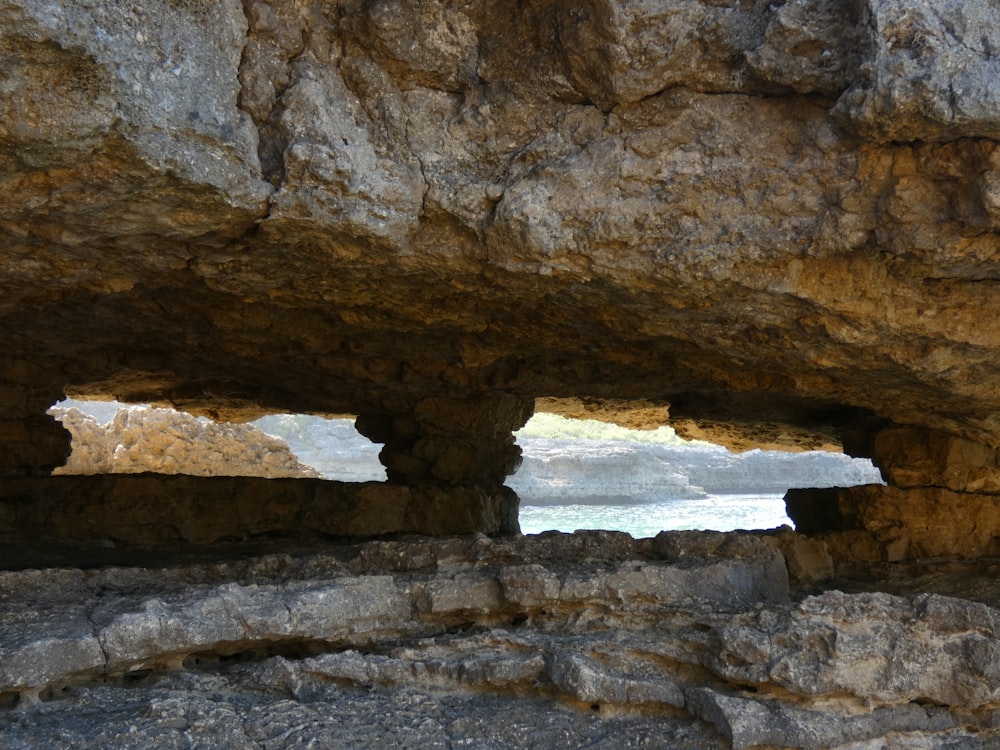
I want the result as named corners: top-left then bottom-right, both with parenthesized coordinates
top-left (2, 0), bottom-right (1000, 452)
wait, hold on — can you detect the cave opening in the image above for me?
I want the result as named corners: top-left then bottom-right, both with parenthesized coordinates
top-left (510, 412), bottom-right (883, 536)
top-left (47, 398), bottom-right (883, 538)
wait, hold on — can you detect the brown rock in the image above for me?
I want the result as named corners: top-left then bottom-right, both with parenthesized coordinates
top-left (52, 404), bottom-right (318, 478)
top-left (2, 0), bottom-right (1000, 476)
top-left (867, 426), bottom-right (1000, 494)
top-left (786, 484), bottom-right (1000, 560)
top-left (0, 475), bottom-right (519, 561)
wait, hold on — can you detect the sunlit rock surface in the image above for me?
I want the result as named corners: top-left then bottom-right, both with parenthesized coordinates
top-left (51, 403), bottom-right (318, 478)
top-left (3, 0), bottom-right (1000, 470)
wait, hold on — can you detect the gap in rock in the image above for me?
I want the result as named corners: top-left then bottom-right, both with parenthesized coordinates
top-left (511, 412), bottom-right (884, 536)
top-left (182, 640), bottom-right (330, 670)
top-left (48, 398), bottom-right (385, 481)
top-left (0, 692), bottom-right (20, 710)
top-left (252, 412), bottom-right (386, 482)
top-left (49, 399), bottom-right (884, 537)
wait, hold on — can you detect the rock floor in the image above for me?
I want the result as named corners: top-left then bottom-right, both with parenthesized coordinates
top-left (3, 532), bottom-right (1000, 749)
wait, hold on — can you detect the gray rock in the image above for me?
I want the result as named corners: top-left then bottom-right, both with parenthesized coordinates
top-left (2, 535), bottom-right (1000, 748)
top-left (688, 687), bottom-right (955, 750)
top-left (0, 673), bottom-right (727, 749)
top-left (556, 0), bottom-right (771, 108)
top-left (836, 0), bottom-right (1000, 141)
top-left (1, 0), bottom-right (270, 215)
top-left (747, 0), bottom-right (865, 96)
top-left (549, 651), bottom-right (685, 707)
top-left (708, 591), bottom-right (1000, 707)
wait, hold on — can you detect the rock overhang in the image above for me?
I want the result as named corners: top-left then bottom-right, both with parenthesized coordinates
top-left (2, 0), bottom-right (1000, 493)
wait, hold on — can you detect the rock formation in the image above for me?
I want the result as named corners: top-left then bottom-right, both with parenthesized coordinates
top-left (3, 0), bottom-right (1000, 493)
top-left (51, 403), bottom-right (319, 478)
top-left (4, 532), bottom-right (1000, 748)
top-left (5, 0), bottom-right (1000, 746)
top-left (51, 399), bottom-right (882, 509)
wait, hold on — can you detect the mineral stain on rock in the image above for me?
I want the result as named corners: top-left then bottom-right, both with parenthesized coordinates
top-left (4, 0), bottom-right (1000, 747)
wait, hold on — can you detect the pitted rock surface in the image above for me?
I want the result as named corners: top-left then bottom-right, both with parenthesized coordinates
top-left (3, 0), bottom-right (1000, 471)
top-left (3, 532), bottom-right (1000, 749)
top-left (51, 404), bottom-right (318, 478)
top-left (6, 3), bottom-right (1000, 747)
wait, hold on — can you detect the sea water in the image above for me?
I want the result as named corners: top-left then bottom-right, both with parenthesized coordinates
top-left (519, 493), bottom-right (791, 537)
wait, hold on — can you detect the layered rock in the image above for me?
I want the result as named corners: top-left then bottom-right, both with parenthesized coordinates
top-left (786, 422), bottom-right (1000, 567)
top-left (0, 476), bottom-right (518, 568)
top-left (3, 532), bottom-right (1000, 749)
top-left (5, 3), bottom-right (1000, 746)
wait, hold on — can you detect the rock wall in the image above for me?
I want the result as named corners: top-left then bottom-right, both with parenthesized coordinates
top-left (53, 401), bottom-right (883, 508)
top-left (5, 3), bottom-right (1000, 747)
top-left (0, 475), bottom-right (517, 566)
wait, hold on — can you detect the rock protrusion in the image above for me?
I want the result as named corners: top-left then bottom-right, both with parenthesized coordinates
top-left (0, 475), bottom-right (519, 563)
top-left (790, 421), bottom-right (1000, 566)
top-left (835, 0), bottom-right (1000, 141)
top-left (786, 484), bottom-right (1000, 563)
top-left (0, 378), bottom-right (71, 477)
top-left (355, 393), bottom-right (534, 487)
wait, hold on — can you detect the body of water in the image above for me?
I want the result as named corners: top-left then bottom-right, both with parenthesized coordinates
top-left (519, 493), bottom-right (791, 537)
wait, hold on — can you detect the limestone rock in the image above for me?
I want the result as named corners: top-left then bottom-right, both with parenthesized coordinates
top-left (0, 532), bottom-right (792, 696)
top-left (51, 403), bottom-right (318, 478)
top-left (708, 591), bottom-right (1000, 708)
top-left (687, 688), bottom-right (955, 750)
top-left (785, 484), bottom-right (1000, 561)
top-left (556, 0), bottom-right (770, 108)
top-left (548, 651), bottom-right (685, 707)
top-left (0, 0), bottom-right (270, 236)
top-left (3, 0), bottom-right (1000, 482)
top-left (0, 475), bottom-right (519, 561)
top-left (3, 534), bottom-right (1000, 749)
top-left (865, 426), bottom-right (1000, 494)
top-left (6, 2), bottom-right (1000, 747)
top-left (836, 0), bottom-right (1000, 141)
top-left (746, 0), bottom-right (865, 97)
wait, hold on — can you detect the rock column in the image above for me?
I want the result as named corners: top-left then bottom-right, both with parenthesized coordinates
top-left (355, 392), bottom-right (534, 534)
top-left (0, 364), bottom-right (70, 476)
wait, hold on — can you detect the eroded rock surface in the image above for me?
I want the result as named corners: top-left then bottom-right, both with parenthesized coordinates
top-left (0, 475), bottom-right (518, 567)
top-left (3, 0), bottom-right (1000, 479)
top-left (2, 532), bottom-right (1000, 749)
top-left (51, 403), bottom-right (318, 478)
